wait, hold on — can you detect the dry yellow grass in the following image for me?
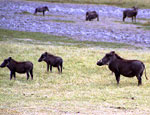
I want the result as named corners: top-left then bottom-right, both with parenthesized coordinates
top-left (0, 41), bottom-right (150, 114)
top-left (0, 29), bottom-right (150, 114)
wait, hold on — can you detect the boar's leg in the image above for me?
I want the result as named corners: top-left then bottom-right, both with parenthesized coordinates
top-left (57, 66), bottom-right (60, 73)
top-left (27, 72), bottom-right (30, 80)
top-left (115, 73), bottom-right (120, 85)
top-left (50, 65), bottom-right (52, 72)
top-left (10, 71), bottom-right (14, 80)
top-left (14, 72), bottom-right (16, 80)
top-left (123, 16), bottom-right (126, 22)
top-left (60, 63), bottom-right (63, 73)
top-left (34, 9), bottom-right (37, 15)
top-left (30, 69), bottom-right (33, 80)
top-left (43, 11), bottom-right (45, 16)
top-left (60, 66), bottom-right (62, 73)
top-left (134, 16), bottom-right (136, 22)
top-left (136, 75), bottom-right (142, 86)
top-left (47, 63), bottom-right (49, 72)
top-left (97, 15), bottom-right (99, 21)
top-left (132, 17), bottom-right (134, 22)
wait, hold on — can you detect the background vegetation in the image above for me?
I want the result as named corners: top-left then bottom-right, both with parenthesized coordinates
top-left (0, 29), bottom-right (150, 114)
top-left (27, 0), bottom-right (150, 8)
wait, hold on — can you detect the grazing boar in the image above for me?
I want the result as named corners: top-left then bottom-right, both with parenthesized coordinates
top-left (38, 52), bottom-right (63, 73)
top-left (0, 57), bottom-right (33, 80)
top-left (97, 51), bottom-right (148, 86)
top-left (86, 11), bottom-right (99, 21)
top-left (34, 6), bottom-right (49, 16)
top-left (123, 6), bottom-right (138, 22)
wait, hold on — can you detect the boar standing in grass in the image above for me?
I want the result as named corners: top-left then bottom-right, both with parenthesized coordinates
top-left (0, 57), bottom-right (33, 80)
top-left (86, 11), bottom-right (99, 21)
top-left (123, 6), bottom-right (138, 22)
top-left (38, 52), bottom-right (63, 73)
top-left (97, 51), bottom-right (148, 86)
top-left (34, 6), bottom-right (49, 16)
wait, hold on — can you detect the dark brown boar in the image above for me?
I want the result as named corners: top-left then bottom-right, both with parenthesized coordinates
top-left (86, 11), bottom-right (99, 21)
top-left (123, 6), bottom-right (138, 22)
top-left (34, 6), bottom-right (49, 16)
top-left (38, 52), bottom-right (63, 73)
top-left (0, 57), bottom-right (33, 80)
top-left (97, 51), bottom-right (148, 86)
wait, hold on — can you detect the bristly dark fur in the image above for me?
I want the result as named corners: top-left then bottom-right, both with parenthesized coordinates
top-left (38, 52), bottom-right (63, 73)
top-left (34, 6), bottom-right (49, 16)
top-left (123, 6), bottom-right (138, 22)
top-left (86, 11), bottom-right (99, 21)
top-left (97, 51), bottom-right (148, 86)
top-left (0, 57), bottom-right (33, 80)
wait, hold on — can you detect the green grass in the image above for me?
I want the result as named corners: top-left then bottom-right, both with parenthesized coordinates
top-left (0, 28), bottom-right (66, 42)
top-left (27, 0), bottom-right (150, 8)
top-left (136, 21), bottom-right (150, 30)
top-left (0, 29), bottom-right (132, 48)
top-left (115, 21), bottom-right (142, 25)
top-left (15, 11), bottom-right (31, 15)
top-left (115, 20), bottom-right (150, 30)
top-left (52, 19), bottom-right (75, 23)
top-left (0, 29), bottom-right (150, 114)
top-left (41, 19), bottom-right (75, 23)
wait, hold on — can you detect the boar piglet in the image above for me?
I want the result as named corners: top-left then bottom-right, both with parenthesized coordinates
top-left (38, 52), bottom-right (63, 73)
top-left (0, 57), bottom-right (33, 80)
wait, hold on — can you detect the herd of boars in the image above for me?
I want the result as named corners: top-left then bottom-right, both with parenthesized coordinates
top-left (34, 6), bottom-right (138, 22)
top-left (0, 6), bottom-right (144, 85)
top-left (0, 52), bottom-right (63, 80)
top-left (86, 6), bottom-right (138, 22)
top-left (0, 51), bottom-right (148, 86)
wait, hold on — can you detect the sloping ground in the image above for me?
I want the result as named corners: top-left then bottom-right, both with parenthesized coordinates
top-left (1, 1), bottom-right (150, 114)
top-left (0, 0), bottom-right (150, 47)
top-left (0, 30), bottom-right (150, 114)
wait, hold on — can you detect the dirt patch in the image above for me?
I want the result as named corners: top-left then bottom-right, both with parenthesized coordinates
top-left (1, 103), bottom-right (150, 115)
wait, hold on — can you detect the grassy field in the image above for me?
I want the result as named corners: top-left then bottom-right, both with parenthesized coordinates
top-left (115, 20), bottom-right (150, 30)
top-left (0, 29), bottom-right (150, 114)
top-left (27, 0), bottom-right (150, 8)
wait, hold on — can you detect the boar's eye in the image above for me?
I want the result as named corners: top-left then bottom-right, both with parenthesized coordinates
top-left (106, 54), bottom-right (110, 57)
top-left (4, 59), bottom-right (8, 63)
top-left (3, 59), bottom-right (9, 65)
top-left (106, 54), bottom-right (113, 59)
top-left (41, 55), bottom-right (44, 58)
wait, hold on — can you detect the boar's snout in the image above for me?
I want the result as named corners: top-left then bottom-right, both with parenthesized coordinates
top-left (0, 63), bottom-right (5, 68)
top-left (38, 58), bottom-right (42, 62)
top-left (97, 60), bottom-right (103, 66)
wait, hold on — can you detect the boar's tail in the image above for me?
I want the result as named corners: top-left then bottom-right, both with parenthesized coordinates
top-left (145, 67), bottom-right (148, 80)
top-left (143, 63), bottom-right (148, 80)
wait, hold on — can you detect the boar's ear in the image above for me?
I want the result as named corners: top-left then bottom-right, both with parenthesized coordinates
top-left (109, 51), bottom-right (115, 56)
top-left (7, 57), bottom-right (12, 61)
top-left (45, 52), bottom-right (48, 55)
top-left (110, 51), bottom-right (115, 54)
top-left (8, 57), bottom-right (12, 60)
top-left (132, 6), bottom-right (138, 10)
